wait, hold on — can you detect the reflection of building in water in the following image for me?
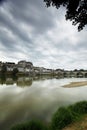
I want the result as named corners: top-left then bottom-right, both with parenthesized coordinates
top-left (5, 78), bottom-right (14, 85)
top-left (0, 76), bottom-right (33, 86)
top-left (0, 75), bottom-right (54, 86)
top-left (0, 75), bottom-right (6, 84)
top-left (33, 75), bottom-right (54, 81)
top-left (17, 77), bottom-right (33, 87)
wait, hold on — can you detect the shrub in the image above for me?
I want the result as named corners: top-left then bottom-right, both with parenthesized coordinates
top-left (69, 101), bottom-right (87, 114)
top-left (10, 101), bottom-right (87, 130)
top-left (12, 68), bottom-right (19, 76)
top-left (51, 107), bottom-right (74, 130)
top-left (10, 120), bottom-right (48, 130)
top-left (51, 101), bottom-right (87, 130)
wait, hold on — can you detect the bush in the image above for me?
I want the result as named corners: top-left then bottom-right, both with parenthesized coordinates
top-left (51, 107), bottom-right (74, 130)
top-left (51, 101), bottom-right (87, 130)
top-left (10, 101), bottom-right (87, 130)
top-left (12, 68), bottom-right (19, 76)
top-left (10, 120), bottom-right (48, 130)
top-left (69, 101), bottom-right (87, 114)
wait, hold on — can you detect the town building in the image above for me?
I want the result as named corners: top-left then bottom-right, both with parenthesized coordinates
top-left (5, 62), bottom-right (15, 72)
top-left (0, 61), bottom-right (2, 71)
top-left (17, 60), bottom-right (33, 74)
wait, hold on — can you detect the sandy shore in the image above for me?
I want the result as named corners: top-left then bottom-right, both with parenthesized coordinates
top-left (63, 81), bottom-right (87, 88)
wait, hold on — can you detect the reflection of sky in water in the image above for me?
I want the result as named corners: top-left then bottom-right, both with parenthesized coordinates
top-left (0, 78), bottom-right (87, 130)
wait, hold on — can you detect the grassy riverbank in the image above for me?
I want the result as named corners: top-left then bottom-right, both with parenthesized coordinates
top-left (63, 81), bottom-right (87, 88)
top-left (10, 101), bottom-right (87, 130)
top-left (62, 114), bottom-right (87, 130)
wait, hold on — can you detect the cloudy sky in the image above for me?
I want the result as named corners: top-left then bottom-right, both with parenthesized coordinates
top-left (0, 0), bottom-right (87, 70)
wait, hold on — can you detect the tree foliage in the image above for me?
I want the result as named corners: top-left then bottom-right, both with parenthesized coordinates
top-left (1, 64), bottom-right (7, 74)
top-left (44, 0), bottom-right (87, 31)
top-left (12, 68), bottom-right (19, 76)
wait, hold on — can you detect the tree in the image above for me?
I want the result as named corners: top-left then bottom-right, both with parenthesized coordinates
top-left (12, 68), bottom-right (19, 76)
top-left (44, 0), bottom-right (87, 31)
top-left (1, 64), bottom-right (7, 74)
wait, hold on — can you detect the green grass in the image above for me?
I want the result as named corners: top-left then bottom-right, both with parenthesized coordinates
top-left (51, 101), bottom-right (87, 130)
top-left (68, 101), bottom-right (87, 114)
top-left (10, 101), bottom-right (87, 130)
top-left (51, 107), bottom-right (74, 130)
top-left (10, 120), bottom-right (48, 130)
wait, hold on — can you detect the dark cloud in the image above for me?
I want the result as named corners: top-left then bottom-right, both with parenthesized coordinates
top-left (0, 12), bottom-right (32, 44)
top-left (5, 0), bottom-right (56, 34)
top-left (0, 0), bottom-right (6, 4)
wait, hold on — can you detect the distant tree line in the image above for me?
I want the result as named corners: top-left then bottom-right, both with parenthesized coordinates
top-left (0, 64), bottom-right (19, 76)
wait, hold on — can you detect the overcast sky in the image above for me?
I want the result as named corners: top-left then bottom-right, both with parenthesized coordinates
top-left (0, 0), bottom-right (87, 70)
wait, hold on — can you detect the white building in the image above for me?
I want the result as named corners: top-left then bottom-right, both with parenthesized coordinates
top-left (6, 62), bottom-right (15, 72)
top-left (17, 60), bottom-right (33, 73)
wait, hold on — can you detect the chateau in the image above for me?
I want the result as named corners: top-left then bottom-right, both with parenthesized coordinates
top-left (0, 60), bottom-right (53, 76)
top-left (0, 60), bottom-right (87, 77)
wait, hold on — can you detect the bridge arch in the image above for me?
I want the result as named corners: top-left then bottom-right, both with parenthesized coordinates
top-left (85, 73), bottom-right (87, 78)
top-left (76, 72), bottom-right (84, 78)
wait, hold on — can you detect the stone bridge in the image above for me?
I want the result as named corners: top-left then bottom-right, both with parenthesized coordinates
top-left (55, 70), bottom-right (87, 78)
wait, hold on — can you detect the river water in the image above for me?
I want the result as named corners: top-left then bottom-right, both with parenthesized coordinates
top-left (0, 76), bottom-right (87, 130)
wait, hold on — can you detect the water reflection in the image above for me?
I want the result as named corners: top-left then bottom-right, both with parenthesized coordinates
top-left (17, 77), bottom-right (33, 87)
top-left (0, 77), bottom-right (87, 130)
top-left (0, 75), bottom-right (55, 87)
top-left (0, 74), bottom-right (6, 84)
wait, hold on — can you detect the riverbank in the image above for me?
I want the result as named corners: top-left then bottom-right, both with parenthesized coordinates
top-left (10, 101), bottom-right (87, 130)
top-left (63, 81), bottom-right (87, 88)
top-left (62, 114), bottom-right (87, 130)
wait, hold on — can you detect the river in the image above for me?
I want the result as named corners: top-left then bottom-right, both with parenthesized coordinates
top-left (0, 76), bottom-right (87, 130)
